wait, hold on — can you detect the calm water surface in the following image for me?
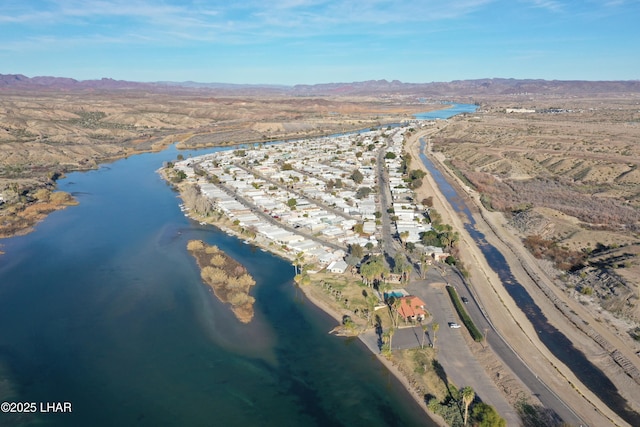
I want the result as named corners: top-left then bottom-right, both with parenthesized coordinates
top-left (0, 145), bottom-right (435, 426)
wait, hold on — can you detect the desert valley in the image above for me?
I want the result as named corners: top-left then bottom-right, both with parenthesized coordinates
top-left (1, 75), bottom-right (640, 426)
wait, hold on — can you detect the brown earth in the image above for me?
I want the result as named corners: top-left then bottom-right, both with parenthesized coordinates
top-left (429, 97), bottom-right (640, 325)
top-left (5, 82), bottom-right (640, 424)
top-left (407, 118), bottom-right (640, 426)
top-left (0, 90), bottom-right (430, 241)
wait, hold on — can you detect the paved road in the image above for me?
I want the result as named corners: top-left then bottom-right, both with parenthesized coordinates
top-left (405, 273), bottom-right (520, 426)
top-left (376, 136), bottom-right (401, 262)
top-left (441, 266), bottom-right (585, 426)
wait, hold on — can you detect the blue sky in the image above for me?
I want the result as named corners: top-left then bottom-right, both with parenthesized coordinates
top-left (1, 0), bottom-right (639, 84)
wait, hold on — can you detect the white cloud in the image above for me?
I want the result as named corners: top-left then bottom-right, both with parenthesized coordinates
top-left (521, 0), bottom-right (564, 12)
top-left (1, 1), bottom-right (495, 33)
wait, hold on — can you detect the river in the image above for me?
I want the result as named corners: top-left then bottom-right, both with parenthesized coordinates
top-left (0, 141), bottom-right (439, 426)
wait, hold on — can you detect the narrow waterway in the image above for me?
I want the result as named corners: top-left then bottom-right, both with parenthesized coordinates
top-left (0, 143), bottom-right (436, 426)
top-left (418, 138), bottom-right (640, 426)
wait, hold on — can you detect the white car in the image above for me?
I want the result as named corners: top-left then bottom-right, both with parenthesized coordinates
top-left (448, 322), bottom-right (461, 329)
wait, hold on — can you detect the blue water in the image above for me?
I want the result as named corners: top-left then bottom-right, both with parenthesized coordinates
top-left (413, 103), bottom-right (478, 120)
top-left (384, 292), bottom-right (406, 299)
top-left (0, 144), bottom-right (435, 426)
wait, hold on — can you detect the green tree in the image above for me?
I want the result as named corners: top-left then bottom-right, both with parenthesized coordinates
top-left (389, 297), bottom-right (402, 327)
top-left (383, 327), bottom-right (396, 357)
top-left (360, 262), bottom-right (376, 286)
top-left (345, 255), bottom-right (360, 269)
top-left (401, 261), bottom-right (412, 284)
top-left (355, 186), bottom-right (372, 199)
top-left (360, 256), bottom-right (386, 287)
top-left (350, 169), bottom-right (364, 184)
top-left (410, 169), bottom-right (426, 180)
top-left (172, 170), bottom-right (187, 183)
top-left (384, 151), bottom-right (397, 159)
top-left (472, 403), bottom-right (505, 427)
top-left (287, 198), bottom-right (297, 209)
top-left (353, 223), bottom-right (365, 235)
top-left (381, 330), bottom-right (392, 358)
top-left (349, 243), bottom-right (364, 259)
top-left (393, 252), bottom-right (412, 283)
top-left (420, 230), bottom-right (441, 247)
top-left (393, 252), bottom-right (407, 275)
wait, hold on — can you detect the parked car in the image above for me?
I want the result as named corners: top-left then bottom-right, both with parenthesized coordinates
top-left (448, 322), bottom-right (461, 329)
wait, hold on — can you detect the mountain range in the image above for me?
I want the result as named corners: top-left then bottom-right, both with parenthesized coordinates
top-left (1, 74), bottom-right (639, 96)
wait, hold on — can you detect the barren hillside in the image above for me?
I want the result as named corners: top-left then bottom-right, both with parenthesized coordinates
top-left (0, 86), bottom-right (427, 238)
top-left (431, 96), bottom-right (640, 325)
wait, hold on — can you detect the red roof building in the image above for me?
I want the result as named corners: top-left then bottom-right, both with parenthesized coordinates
top-left (396, 296), bottom-right (428, 323)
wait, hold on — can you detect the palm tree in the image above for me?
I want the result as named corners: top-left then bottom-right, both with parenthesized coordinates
top-left (399, 230), bottom-right (409, 245)
top-left (431, 322), bottom-right (439, 347)
top-left (401, 262), bottom-right (412, 284)
top-left (365, 294), bottom-right (378, 326)
top-left (461, 386), bottom-right (475, 426)
top-left (421, 325), bottom-right (428, 349)
top-left (360, 262), bottom-right (376, 286)
top-left (403, 297), bottom-right (413, 325)
top-left (294, 252), bottom-right (305, 275)
top-left (388, 327), bottom-right (396, 353)
top-left (419, 253), bottom-right (429, 279)
top-left (390, 297), bottom-right (401, 328)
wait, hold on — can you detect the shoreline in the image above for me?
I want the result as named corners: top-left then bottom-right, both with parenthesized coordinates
top-left (166, 172), bottom-right (448, 427)
top-left (163, 114), bottom-right (629, 425)
top-left (299, 281), bottom-right (449, 427)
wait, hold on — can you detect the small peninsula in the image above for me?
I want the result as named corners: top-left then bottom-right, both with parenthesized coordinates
top-left (187, 240), bottom-right (256, 323)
